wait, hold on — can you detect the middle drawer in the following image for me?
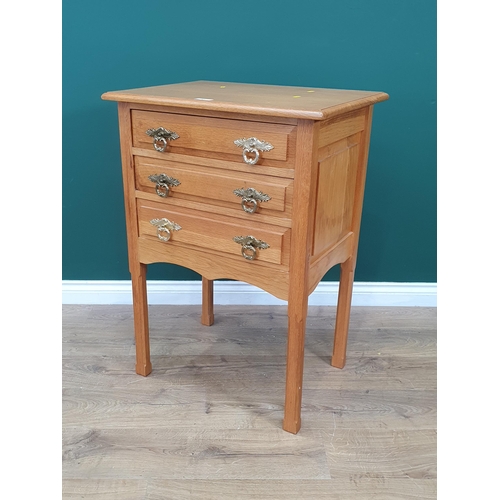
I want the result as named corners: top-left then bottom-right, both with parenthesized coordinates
top-left (135, 156), bottom-right (293, 218)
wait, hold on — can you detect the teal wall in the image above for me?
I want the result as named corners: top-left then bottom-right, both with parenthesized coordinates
top-left (63, 0), bottom-right (436, 282)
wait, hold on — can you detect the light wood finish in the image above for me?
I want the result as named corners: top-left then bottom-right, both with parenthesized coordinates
top-left (331, 259), bottom-right (355, 369)
top-left (312, 145), bottom-right (359, 256)
top-left (332, 107), bottom-right (374, 369)
top-left (137, 238), bottom-right (290, 301)
top-left (137, 201), bottom-right (290, 266)
top-left (62, 305), bottom-right (437, 499)
top-left (318, 109), bottom-right (366, 147)
top-left (136, 190), bottom-right (293, 230)
top-left (134, 156), bottom-right (293, 218)
top-left (126, 101), bottom-right (300, 125)
top-left (102, 80), bottom-right (389, 120)
top-left (103, 82), bottom-right (387, 433)
top-left (117, 103), bottom-right (152, 376)
top-left (308, 232), bottom-right (354, 295)
top-left (131, 146), bottom-right (296, 177)
top-left (283, 120), bottom-right (320, 433)
top-left (132, 110), bottom-right (294, 162)
top-left (129, 263), bottom-right (151, 376)
top-left (201, 277), bottom-right (214, 326)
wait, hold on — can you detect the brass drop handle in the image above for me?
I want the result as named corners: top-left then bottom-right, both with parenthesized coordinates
top-left (146, 127), bottom-right (179, 152)
top-left (233, 235), bottom-right (270, 260)
top-left (148, 173), bottom-right (181, 198)
top-left (234, 137), bottom-right (274, 165)
top-left (233, 187), bottom-right (271, 214)
top-left (150, 218), bottom-right (181, 242)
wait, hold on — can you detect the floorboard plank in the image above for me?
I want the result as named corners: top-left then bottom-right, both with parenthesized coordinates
top-left (62, 427), bottom-right (330, 480)
top-left (62, 479), bottom-right (147, 500)
top-left (145, 478), bottom-right (437, 499)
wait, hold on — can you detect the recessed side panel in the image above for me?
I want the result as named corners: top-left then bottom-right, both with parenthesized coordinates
top-left (312, 137), bottom-right (360, 258)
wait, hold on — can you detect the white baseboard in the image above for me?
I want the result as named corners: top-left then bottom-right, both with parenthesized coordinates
top-left (62, 280), bottom-right (436, 307)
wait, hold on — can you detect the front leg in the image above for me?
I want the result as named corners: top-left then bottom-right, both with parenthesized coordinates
top-left (131, 263), bottom-right (152, 376)
top-left (283, 291), bottom-right (308, 434)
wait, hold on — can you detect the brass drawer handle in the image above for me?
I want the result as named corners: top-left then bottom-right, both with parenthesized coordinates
top-left (148, 173), bottom-right (181, 198)
top-left (234, 137), bottom-right (274, 165)
top-left (150, 218), bottom-right (181, 242)
top-left (233, 235), bottom-right (270, 260)
top-left (233, 187), bottom-right (271, 214)
top-left (146, 127), bottom-right (179, 152)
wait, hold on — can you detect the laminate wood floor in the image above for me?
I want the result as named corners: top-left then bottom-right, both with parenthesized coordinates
top-left (62, 305), bottom-right (436, 499)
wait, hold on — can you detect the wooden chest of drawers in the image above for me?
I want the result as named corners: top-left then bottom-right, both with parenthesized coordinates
top-left (102, 81), bottom-right (388, 433)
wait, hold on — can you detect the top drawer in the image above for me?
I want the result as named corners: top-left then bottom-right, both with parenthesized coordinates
top-left (131, 110), bottom-right (295, 166)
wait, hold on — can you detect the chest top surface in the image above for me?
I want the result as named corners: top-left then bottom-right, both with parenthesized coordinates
top-left (101, 80), bottom-right (388, 120)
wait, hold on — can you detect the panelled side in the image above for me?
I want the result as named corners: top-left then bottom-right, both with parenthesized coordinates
top-left (308, 108), bottom-right (370, 292)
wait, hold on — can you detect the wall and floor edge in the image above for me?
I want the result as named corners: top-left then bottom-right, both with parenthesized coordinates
top-left (62, 281), bottom-right (436, 307)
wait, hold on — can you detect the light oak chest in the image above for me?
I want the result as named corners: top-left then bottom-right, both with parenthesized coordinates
top-left (102, 81), bottom-right (388, 433)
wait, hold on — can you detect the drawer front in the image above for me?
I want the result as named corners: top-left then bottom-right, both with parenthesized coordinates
top-left (135, 156), bottom-right (293, 216)
top-left (131, 110), bottom-right (295, 164)
top-left (137, 200), bottom-right (289, 265)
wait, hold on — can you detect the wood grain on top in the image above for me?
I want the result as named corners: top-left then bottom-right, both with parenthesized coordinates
top-left (101, 81), bottom-right (389, 120)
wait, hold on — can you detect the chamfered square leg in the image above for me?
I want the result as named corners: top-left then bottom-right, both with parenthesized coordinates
top-left (283, 296), bottom-right (308, 434)
top-left (331, 258), bottom-right (355, 369)
top-left (131, 263), bottom-right (152, 376)
top-left (201, 277), bottom-right (214, 326)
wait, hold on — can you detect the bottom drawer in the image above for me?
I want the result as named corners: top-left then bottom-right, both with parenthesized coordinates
top-left (137, 200), bottom-right (290, 266)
